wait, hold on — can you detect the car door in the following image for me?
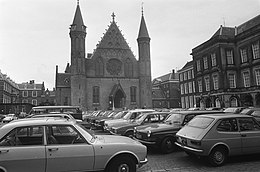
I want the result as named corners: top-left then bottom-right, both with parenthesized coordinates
top-left (238, 117), bottom-right (260, 154)
top-left (45, 125), bottom-right (95, 172)
top-left (0, 126), bottom-right (45, 172)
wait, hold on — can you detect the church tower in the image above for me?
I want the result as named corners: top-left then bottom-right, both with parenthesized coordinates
top-left (137, 9), bottom-right (152, 108)
top-left (70, 1), bottom-right (87, 107)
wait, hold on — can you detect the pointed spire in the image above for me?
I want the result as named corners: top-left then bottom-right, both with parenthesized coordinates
top-left (71, 1), bottom-right (85, 32)
top-left (138, 5), bottom-right (149, 39)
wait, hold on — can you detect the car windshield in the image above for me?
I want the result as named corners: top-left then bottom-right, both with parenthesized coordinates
top-left (164, 113), bottom-right (182, 124)
top-left (224, 108), bottom-right (239, 113)
top-left (251, 110), bottom-right (260, 117)
top-left (240, 109), bottom-right (252, 115)
top-left (75, 123), bottom-right (96, 143)
top-left (134, 113), bottom-right (147, 123)
top-left (187, 116), bottom-right (214, 129)
top-left (114, 111), bottom-right (128, 119)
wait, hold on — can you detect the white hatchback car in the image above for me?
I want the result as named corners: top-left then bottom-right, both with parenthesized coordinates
top-left (0, 118), bottom-right (147, 172)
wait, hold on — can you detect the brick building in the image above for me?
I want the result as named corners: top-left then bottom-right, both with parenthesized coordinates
top-left (178, 61), bottom-right (196, 109)
top-left (56, 3), bottom-right (152, 110)
top-left (191, 14), bottom-right (260, 108)
top-left (152, 70), bottom-right (180, 109)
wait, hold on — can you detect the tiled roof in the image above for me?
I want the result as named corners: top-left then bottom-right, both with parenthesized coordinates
top-left (237, 14), bottom-right (260, 34)
top-left (95, 18), bottom-right (131, 51)
top-left (211, 26), bottom-right (235, 38)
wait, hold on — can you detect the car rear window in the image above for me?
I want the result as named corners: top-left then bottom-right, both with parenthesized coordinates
top-left (187, 116), bottom-right (214, 129)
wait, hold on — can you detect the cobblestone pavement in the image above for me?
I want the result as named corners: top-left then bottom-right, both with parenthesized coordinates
top-left (137, 148), bottom-right (260, 172)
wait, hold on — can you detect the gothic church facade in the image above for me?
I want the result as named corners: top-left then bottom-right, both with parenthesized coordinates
top-left (55, 3), bottom-right (152, 110)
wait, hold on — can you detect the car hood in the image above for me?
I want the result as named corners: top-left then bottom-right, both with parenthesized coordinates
top-left (113, 121), bottom-right (139, 129)
top-left (136, 123), bottom-right (181, 133)
top-left (95, 135), bottom-right (141, 145)
top-left (176, 125), bottom-right (205, 140)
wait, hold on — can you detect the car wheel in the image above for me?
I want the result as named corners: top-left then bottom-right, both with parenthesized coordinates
top-left (161, 137), bottom-right (176, 154)
top-left (107, 156), bottom-right (136, 172)
top-left (208, 147), bottom-right (227, 166)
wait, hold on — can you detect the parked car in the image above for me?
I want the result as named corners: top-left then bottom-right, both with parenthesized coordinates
top-left (133, 110), bottom-right (222, 154)
top-left (0, 118), bottom-right (147, 172)
top-left (250, 109), bottom-right (260, 122)
top-left (223, 107), bottom-right (245, 114)
top-left (240, 107), bottom-right (260, 122)
top-left (94, 110), bottom-right (128, 130)
top-left (104, 109), bottom-right (155, 132)
top-left (175, 113), bottom-right (260, 166)
top-left (29, 106), bottom-right (83, 120)
top-left (2, 114), bottom-right (18, 123)
top-left (110, 112), bottom-right (170, 137)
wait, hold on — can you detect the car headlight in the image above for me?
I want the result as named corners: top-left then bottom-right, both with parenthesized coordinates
top-left (133, 127), bottom-right (137, 134)
top-left (147, 130), bottom-right (152, 138)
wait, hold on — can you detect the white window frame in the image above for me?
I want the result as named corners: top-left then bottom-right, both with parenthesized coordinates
top-left (228, 73), bottom-right (236, 88)
top-left (213, 74), bottom-right (219, 90)
top-left (180, 84), bottom-right (184, 95)
top-left (179, 73), bottom-right (183, 81)
top-left (252, 42), bottom-right (260, 59)
top-left (23, 91), bottom-right (28, 97)
top-left (197, 60), bottom-right (201, 72)
top-left (198, 80), bottom-right (202, 92)
top-left (32, 91), bottom-right (37, 97)
top-left (242, 71), bottom-right (250, 87)
top-left (203, 57), bottom-right (208, 69)
top-left (227, 50), bottom-right (234, 65)
top-left (240, 48), bottom-right (248, 63)
top-left (255, 69), bottom-right (260, 86)
top-left (184, 83), bottom-right (188, 94)
top-left (230, 97), bottom-right (238, 107)
top-left (211, 53), bottom-right (217, 67)
top-left (204, 76), bottom-right (210, 91)
top-left (32, 99), bottom-right (37, 106)
top-left (188, 82), bottom-right (193, 93)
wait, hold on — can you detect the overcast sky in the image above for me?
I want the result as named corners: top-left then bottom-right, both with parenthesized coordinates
top-left (1, 0), bottom-right (260, 89)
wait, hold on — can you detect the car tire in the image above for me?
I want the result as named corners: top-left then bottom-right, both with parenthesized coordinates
top-left (208, 147), bottom-right (227, 166)
top-left (106, 155), bottom-right (136, 172)
top-left (161, 137), bottom-right (176, 154)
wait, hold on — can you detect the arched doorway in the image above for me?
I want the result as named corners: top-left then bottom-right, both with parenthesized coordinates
top-left (114, 89), bottom-right (125, 108)
top-left (109, 83), bottom-right (126, 110)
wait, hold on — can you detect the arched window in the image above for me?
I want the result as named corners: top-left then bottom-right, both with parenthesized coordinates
top-left (230, 97), bottom-right (238, 107)
top-left (125, 58), bottom-right (133, 77)
top-left (215, 98), bottom-right (221, 108)
top-left (95, 57), bottom-right (104, 76)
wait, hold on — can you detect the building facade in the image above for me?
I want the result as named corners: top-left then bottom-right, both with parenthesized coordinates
top-left (152, 70), bottom-right (180, 109)
top-left (191, 15), bottom-right (260, 108)
top-left (178, 61), bottom-right (196, 109)
top-left (56, 3), bottom-right (152, 110)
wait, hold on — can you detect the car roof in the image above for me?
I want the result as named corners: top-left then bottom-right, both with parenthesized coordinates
top-left (32, 106), bottom-right (80, 109)
top-left (197, 113), bottom-right (252, 119)
top-left (1, 118), bottom-right (73, 129)
top-left (128, 109), bottom-right (155, 112)
top-left (170, 110), bottom-right (222, 115)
